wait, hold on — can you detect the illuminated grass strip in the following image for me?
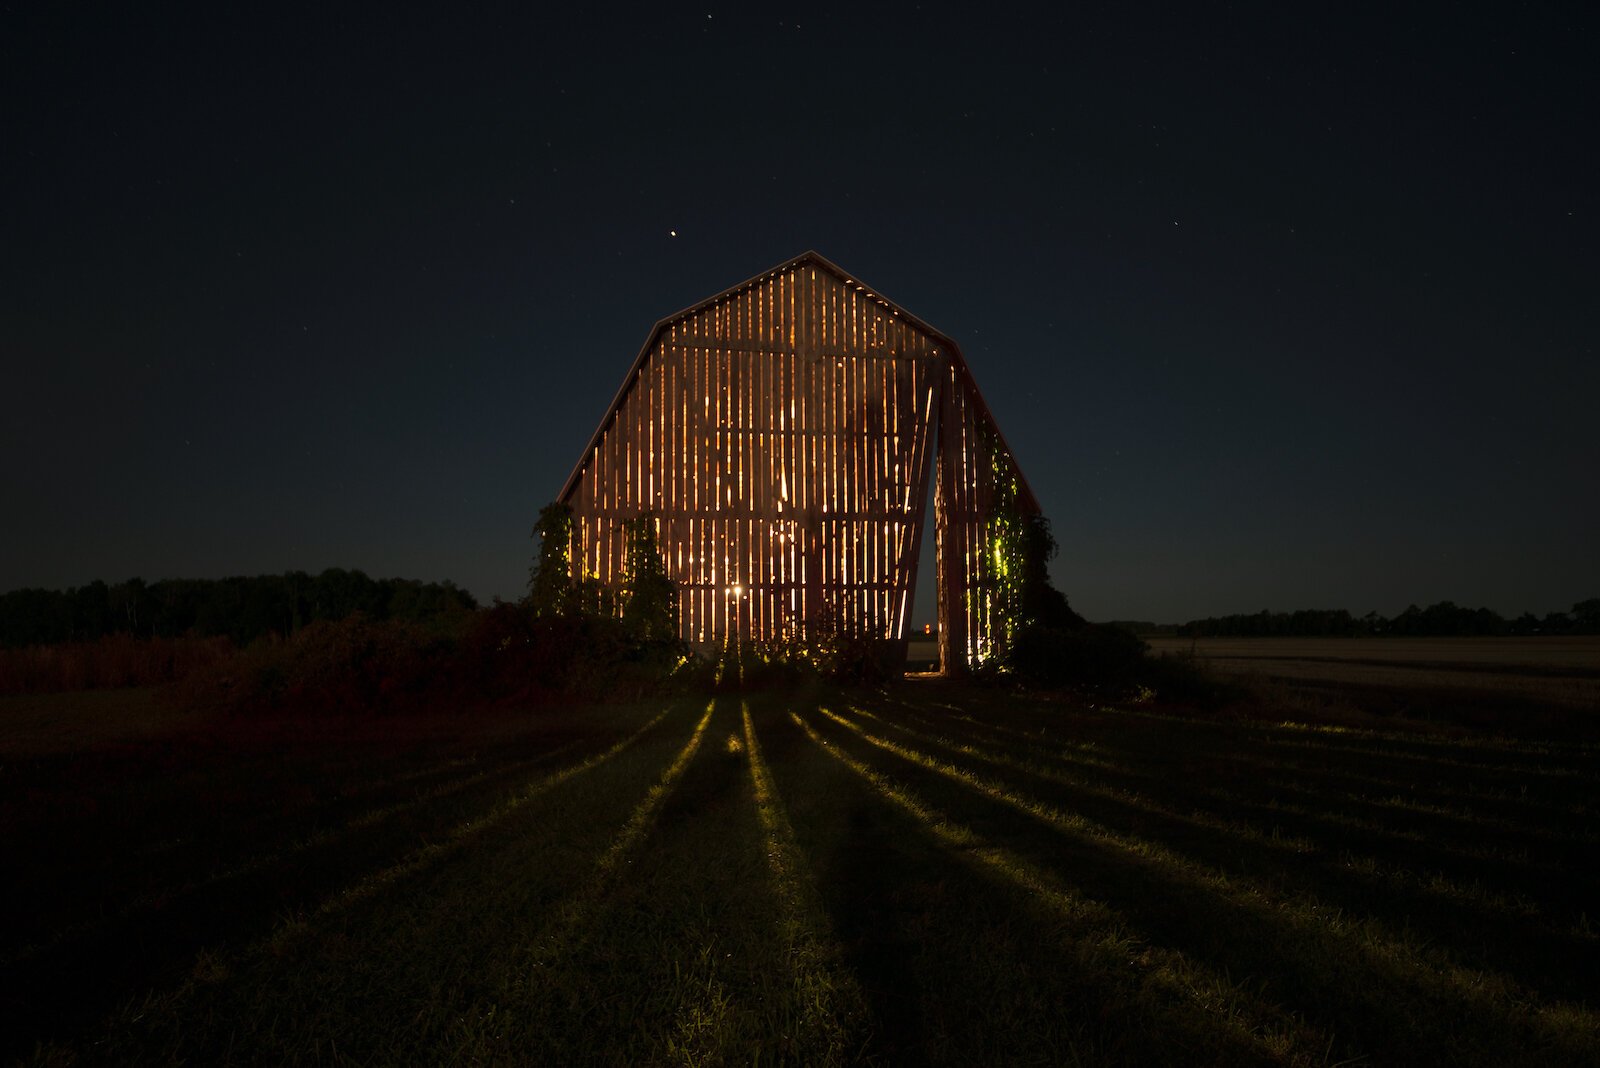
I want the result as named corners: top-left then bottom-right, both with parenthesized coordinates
top-left (811, 706), bottom-right (1600, 1048)
top-left (519, 701), bottom-right (718, 978)
top-left (866, 703), bottom-right (1569, 923)
top-left (1007, 698), bottom-right (1600, 769)
top-left (101, 703), bottom-right (699, 1042)
top-left (918, 698), bottom-right (1595, 835)
top-left (741, 703), bottom-right (865, 1055)
top-left (1164, 735), bottom-right (1600, 808)
top-left (1256, 776), bottom-right (1600, 846)
top-left (886, 702), bottom-right (1131, 775)
top-left (1256, 733), bottom-right (1597, 779)
top-left (836, 703), bottom-right (1321, 856)
top-left (1205, 753), bottom-right (1596, 821)
top-left (300, 705), bottom-right (679, 923)
top-left (789, 710), bottom-right (1327, 1060)
top-left (894, 698), bottom-right (1597, 847)
top-left (589, 701), bottom-right (715, 880)
top-left (1197, 787), bottom-right (1578, 880)
top-left (937, 697), bottom-right (1597, 781)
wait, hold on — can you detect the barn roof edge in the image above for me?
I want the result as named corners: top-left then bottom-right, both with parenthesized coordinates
top-left (552, 251), bottom-right (1038, 513)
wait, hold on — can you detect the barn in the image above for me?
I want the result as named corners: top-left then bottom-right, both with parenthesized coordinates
top-left (555, 251), bottom-right (1039, 673)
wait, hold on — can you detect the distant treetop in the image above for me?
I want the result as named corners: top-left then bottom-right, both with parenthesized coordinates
top-left (1108, 600), bottom-right (1600, 638)
top-left (0, 571), bottom-right (477, 648)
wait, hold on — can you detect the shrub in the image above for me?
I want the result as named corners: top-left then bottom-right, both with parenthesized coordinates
top-left (1010, 623), bottom-right (1150, 692)
top-left (1137, 652), bottom-right (1245, 710)
top-left (178, 615), bottom-right (456, 716)
top-left (0, 635), bottom-right (236, 695)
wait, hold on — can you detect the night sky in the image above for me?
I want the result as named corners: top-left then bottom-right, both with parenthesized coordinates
top-left (4, 5), bottom-right (1595, 625)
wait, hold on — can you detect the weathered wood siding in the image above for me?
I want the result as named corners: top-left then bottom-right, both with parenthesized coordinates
top-left (559, 253), bottom-right (1034, 670)
top-left (935, 362), bottom-right (1025, 670)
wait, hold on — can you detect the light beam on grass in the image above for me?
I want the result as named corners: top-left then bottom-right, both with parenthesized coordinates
top-left (521, 700), bottom-right (718, 983)
top-left (301, 705), bottom-right (679, 924)
top-left (591, 701), bottom-right (716, 879)
top-left (1067, 701), bottom-right (1596, 769)
top-left (1256, 733), bottom-right (1594, 778)
top-left (1256, 775), bottom-right (1600, 847)
top-left (1202, 747), bottom-right (1593, 819)
top-left (861, 701), bottom-right (1564, 925)
top-left (881, 698), bottom-right (1130, 774)
top-left (809, 706), bottom-right (1600, 1050)
top-left (837, 703), bottom-right (1321, 856)
top-left (741, 702), bottom-right (865, 1052)
top-left (789, 710), bottom-right (1326, 1059)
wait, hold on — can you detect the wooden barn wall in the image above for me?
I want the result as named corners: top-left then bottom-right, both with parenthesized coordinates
top-left (934, 365), bottom-right (1026, 670)
top-left (564, 264), bottom-right (943, 649)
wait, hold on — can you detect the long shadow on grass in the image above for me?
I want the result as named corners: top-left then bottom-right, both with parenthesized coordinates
top-left (872, 692), bottom-right (1600, 928)
top-left (884, 691), bottom-right (1599, 829)
top-left (749, 694), bottom-right (931, 1063)
top-left (0, 700), bottom-right (695, 1062)
top-left (5, 740), bottom-right (592, 969)
top-left (476, 697), bottom-right (823, 1065)
top-left (124, 700), bottom-right (720, 1068)
top-left (883, 690), bottom-right (1600, 859)
top-left (872, 692), bottom-right (1600, 883)
top-left (908, 686), bottom-right (1600, 784)
top-left (765, 697), bottom-right (1306, 1066)
top-left (839, 696), bottom-right (1600, 1007)
top-left (359, 697), bottom-right (862, 1066)
top-left (805, 702), bottom-right (1600, 1067)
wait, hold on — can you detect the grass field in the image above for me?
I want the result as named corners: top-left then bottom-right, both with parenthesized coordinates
top-left (4, 682), bottom-right (1599, 1065)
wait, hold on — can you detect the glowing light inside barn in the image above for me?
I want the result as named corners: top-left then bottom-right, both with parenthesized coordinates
top-left (556, 251), bottom-right (1038, 671)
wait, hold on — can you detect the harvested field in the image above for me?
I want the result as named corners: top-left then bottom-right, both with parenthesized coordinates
top-left (4, 682), bottom-right (1598, 1065)
top-left (1146, 637), bottom-right (1600, 723)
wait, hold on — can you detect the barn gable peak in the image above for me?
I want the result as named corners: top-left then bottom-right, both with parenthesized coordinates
top-left (550, 251), bottom-right (1041, 672)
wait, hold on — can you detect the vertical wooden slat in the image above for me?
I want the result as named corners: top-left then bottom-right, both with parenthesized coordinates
top-left (559, 255), bottom-right (1030, 671)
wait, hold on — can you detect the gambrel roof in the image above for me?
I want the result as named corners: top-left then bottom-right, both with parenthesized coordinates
top-left (556, 250), bottom-right (1037, 513)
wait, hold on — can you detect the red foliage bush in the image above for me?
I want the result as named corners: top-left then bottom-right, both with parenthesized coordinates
top-left (4, 605), bottom-right (694, 714)
top-left (174, 605), bottom-right (684, 716)
top-left (176, 615), bottom-right (456, 716)
top-left (0, 634), bottom-right (236, 695)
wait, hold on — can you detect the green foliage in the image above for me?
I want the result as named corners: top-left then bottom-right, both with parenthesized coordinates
top-left (620, 513), bottom-right (678, 643)
top-left (1137, 651), bottom-right (1247, 708)
top-left (528, 502), bottom-right (579, 617)
top-left (1006, 623), bottom-right (1244, 709)
top-left (973, 423), bottom-right (1084, 671)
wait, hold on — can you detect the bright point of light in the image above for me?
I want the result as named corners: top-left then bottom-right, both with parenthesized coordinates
top-left (669, 229), bottom-right (678, 237)
top-left (729, 584), bottom-right (744, 597)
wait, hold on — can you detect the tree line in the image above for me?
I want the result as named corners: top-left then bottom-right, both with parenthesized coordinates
top-left (0, 571), bottom-right (478, 649)
top-left (1111, 599), bottom-right (1600, 638)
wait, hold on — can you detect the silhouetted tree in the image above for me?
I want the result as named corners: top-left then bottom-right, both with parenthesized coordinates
top-left (1017, 514), bottom-right (1084, 631)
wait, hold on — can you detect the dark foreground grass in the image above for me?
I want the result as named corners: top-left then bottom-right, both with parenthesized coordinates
top-left (4, 683), bottom-right (1598, 1065)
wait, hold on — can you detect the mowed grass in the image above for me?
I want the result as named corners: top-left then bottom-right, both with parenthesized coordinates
top-left (5, 682), bottom-right (1599, 1065)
